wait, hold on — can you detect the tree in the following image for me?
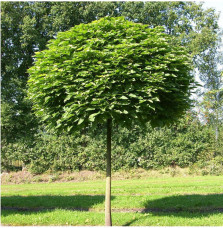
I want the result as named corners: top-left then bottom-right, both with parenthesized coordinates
top-left (1, 2), bottom-right (53, 143)
top-left (198, 31), bottom-right (223, 143)
top-left (28, 17), bottom-right (193, 226)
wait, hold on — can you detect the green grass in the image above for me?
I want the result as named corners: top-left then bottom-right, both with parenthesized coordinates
top-left (2, 175), bottom-right (223, 226)
top-left (2, 210), bottom-right (223, 226)
top-left (2, 176), bottom-right (223, 196)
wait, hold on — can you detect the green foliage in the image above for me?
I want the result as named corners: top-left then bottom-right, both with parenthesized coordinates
top-left (1, 2), bottom-right (53, 144)
top-left (28, 17), bottom-right (193, 133)
top-left (1, 2), bottom-right (121, 144)
top-left (1, 99), bottom-right (38, 145)
top-left (200, 89), bottom-right (223, 126)
top-left (111, 113), bottom-right (211, 169)
top-left (1, 114), bottom-right (215, 174)
top-left (2, 2), bottom-right (221, 144)
top-left (190, 156), bottom-right (223, 176)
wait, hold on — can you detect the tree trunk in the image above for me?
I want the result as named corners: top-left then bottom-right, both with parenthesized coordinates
top-left (105, 118), bottom-right (112, 226)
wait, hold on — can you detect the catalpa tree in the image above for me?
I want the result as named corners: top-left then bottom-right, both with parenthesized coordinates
top-left (28, 17), bottom-right (193, 226)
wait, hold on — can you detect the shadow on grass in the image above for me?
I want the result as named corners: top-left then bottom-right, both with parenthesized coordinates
top-left (1, 195), bottom-right (111, 212)
top-left (2, 194), bottom-right (223, 226)
top-left (124, 194), bottom-right (223, 226)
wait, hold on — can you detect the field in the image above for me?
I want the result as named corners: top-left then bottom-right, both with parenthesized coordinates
top-left (1, 174), bottom-right (223, 226)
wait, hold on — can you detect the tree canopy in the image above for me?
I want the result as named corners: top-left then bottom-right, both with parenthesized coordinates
top-left (28, 17), bottom-right (193, 133)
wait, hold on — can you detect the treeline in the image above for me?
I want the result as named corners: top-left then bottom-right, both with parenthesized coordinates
top-left (2, 113), bottom-right (223, 175)
top-left (1, 2), bottom-right (222, 174)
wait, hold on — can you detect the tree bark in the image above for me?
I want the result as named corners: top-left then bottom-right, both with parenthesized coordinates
top-left (105, 118), bottom-right (112, 226)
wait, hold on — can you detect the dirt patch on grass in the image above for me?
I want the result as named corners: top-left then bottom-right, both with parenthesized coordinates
top-left (1, 171), bottom-right (34, 185)
top-left (1, 170), bottom-right (104, 185)
top-left (1, 167), bottom-right (195, 185)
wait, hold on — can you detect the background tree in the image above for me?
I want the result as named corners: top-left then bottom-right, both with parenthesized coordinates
top-left (28, 17), bottom-right (193, 226)
top-left (199, 39), bottom-right (223, 143)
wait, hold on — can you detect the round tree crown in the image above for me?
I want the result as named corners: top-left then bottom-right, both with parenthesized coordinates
top-left (28, 16), bottom-right (193, 133)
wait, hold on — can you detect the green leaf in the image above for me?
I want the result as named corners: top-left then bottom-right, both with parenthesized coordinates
top-left (86, 108), bottom-right (95, 111)
top-left (89, 113), bottom-right (99, 122)
top-left (129, 93), bottom-right (137, 98)
top-left (120, 95), bottom-right (128, 100)
top-left (77, 118), bottom-right (84, 125)
top-left (44, 97), bottom-right (51, 103)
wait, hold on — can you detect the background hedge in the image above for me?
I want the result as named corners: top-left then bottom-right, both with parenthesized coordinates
top-left (2, 113), bottom-right (222, 174)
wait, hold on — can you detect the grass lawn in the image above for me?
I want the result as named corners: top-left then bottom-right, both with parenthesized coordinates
top-left (1, 175), bottom-right (223, 226)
